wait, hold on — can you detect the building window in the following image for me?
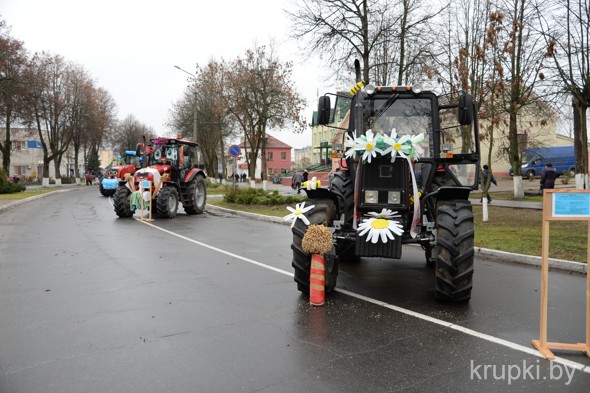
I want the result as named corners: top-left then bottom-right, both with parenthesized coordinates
top-left (281, 152), bottom-right (287, 160)
top-left (268, 152), bottom-right (273, 161)
top-left (14, 140), bottom-right (27, 150)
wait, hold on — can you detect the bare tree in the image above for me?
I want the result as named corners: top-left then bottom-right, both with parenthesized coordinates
top-left (287, 0), bottom-right (391, 83)
top-left (367, 2), bottom-right (434, 86)
top-left (537, 0), bottom-right (590, 189)
top-left (223, 45), bottom-right (306, 180)
top-left (23, 52), bottom-right (75, 185)
top-left (0, 19), bottom-right (29, 175)
top-left (111, 114), bottom-right (155, 156)
top-left (168, 60), bottom-right (236, 177)
top-left (491, 0), bottom-right (546, 197)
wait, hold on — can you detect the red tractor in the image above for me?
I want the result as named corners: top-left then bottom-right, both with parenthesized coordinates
top-left (99, 147), bottom-right (144, 197)
top-left (113, 137), bottom-right (207, 218)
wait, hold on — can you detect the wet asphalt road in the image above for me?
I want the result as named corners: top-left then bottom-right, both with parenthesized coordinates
top-left (0, 187), bottom-right (589, 392)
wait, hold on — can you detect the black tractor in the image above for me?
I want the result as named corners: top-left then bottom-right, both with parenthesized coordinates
top-left (113, 137), bottom-right (207, 218)
top-left (291, 61), bottom-right (480, 302)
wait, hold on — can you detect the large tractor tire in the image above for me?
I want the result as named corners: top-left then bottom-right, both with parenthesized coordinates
top-left (434, 200), bottom-right (474, 302)
top-left (99, 182), bottom-right (116, 197)
top-left (330, 170), bottom-right (359, 263)
top-left (183, 174), bottom-right (206, 215)
top-left (113, 186), bottom-right (134, 218)
top-left (331, 170), bottom-right (354, 221)
top-left (156, 187), bottom-right (179, 218)
top-left (291, 199), bottom-right (338, 295)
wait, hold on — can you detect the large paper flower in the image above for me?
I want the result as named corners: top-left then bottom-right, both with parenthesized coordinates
top-left (357, 209), bottom-right (404, 243)
top-left (344, 129), bottom-right (385, 163)
top-left (409, 133), bottom-right (425, 160)
top-left (344, 133), bottom-right (356, 159)
top-left (283, 201), bottom-right (315, 228)
top-left (381, 129), bottom-right (412, 163)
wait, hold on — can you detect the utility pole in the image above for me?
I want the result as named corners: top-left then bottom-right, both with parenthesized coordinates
top-left (174, 65), bottom-right (199, 167)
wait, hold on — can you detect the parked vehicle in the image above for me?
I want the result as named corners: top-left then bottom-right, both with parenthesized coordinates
top-left (113, 137), bottom-right (207, 218)
top-left (100, 148), bottom-right (144, 196)
top-left (290, 60), bottom-right (480, 302)
top-left (509, 146), bottom-right (575, 179)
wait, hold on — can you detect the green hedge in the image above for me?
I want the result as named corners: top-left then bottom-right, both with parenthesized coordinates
top-left (0, 168), bottom-right (26, 194)
top-left (223, 188), bottom-right (302, 205)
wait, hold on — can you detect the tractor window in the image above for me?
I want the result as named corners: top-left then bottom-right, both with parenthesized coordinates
top-left (447, 163), bottom-right (477, 186)
top-left (165, 147), bottom-right (178, 161)
top-left (440, 108), bottom-right (477, 156)
top-left (368, 97), bottom-right (433, 158)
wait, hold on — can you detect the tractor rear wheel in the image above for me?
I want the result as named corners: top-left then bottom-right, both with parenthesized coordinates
top-left (434, 200), bottom-right (474, 302)
top-left (113, 186), bottom-right (134, 218)
top-left (183, 174), bottom-right (206, 215)
top-left (156, 187), bottom-right (179, 218)
top-left (291, 199), bottom-right (338, 295)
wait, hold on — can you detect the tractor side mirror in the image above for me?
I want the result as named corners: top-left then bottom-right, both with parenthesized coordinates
top-left (458, 94), bottom-right (474, 125)
top-left (317, 95), bottom-right (331, 125)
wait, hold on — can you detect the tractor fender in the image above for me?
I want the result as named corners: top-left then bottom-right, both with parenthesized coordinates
top-left (184, 168), bottom-right (207, 183)
top-left (303, 188), bottom-right (340, 209)
top-left (426, 186), bottom-right (471, 203)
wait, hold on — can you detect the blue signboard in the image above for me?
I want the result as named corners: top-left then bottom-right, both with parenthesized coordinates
top-left (229, 144), bottom-right (241, 157)
top-left (27, 140), bottom-right (42, 148)
top-left (553, 193), bottom-right (590, 217)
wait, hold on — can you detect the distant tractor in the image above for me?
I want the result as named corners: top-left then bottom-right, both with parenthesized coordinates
top-left (113, 137), bottom-right (207, 218)
top-left (100, 148), bottom-right (143, 197)
top-left (291, 60), bottom-right (481, 302)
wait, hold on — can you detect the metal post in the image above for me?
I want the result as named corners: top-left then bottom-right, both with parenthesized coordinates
top-left (174, 65), bottom-right (199, 167)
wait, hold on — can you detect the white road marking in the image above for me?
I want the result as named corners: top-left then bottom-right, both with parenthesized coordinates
top-left (140, 219), bottom-right (590, 375)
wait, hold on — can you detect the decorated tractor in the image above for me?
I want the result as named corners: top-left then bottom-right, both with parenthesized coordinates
top-left (99, 147), bottom-right (144, 197)
top-left (113, 137), bottom-right (207, 218)
top-left (288, 60), bottom-right (480, 302)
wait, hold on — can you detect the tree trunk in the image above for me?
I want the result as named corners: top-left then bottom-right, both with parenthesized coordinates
top-left (572, 96), bottom-right (588, 189)
top-left (260, 130), bottom-right (267, 181)
top-left (509, 110), bottom-right (524, 198)
top-left (2, 112), bottom-right (12, 174)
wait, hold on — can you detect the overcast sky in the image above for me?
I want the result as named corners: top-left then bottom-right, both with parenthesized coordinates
top-left (2, 0), bottom-right (336, 149)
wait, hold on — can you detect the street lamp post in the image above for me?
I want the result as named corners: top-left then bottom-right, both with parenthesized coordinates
top-left (174, 65), bottom-right (199, 167)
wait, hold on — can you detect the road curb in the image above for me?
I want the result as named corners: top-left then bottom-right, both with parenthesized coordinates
top-left (206, 203), bottom-right (587, 275)
top-left (475, 247), bottom-right (587, 273)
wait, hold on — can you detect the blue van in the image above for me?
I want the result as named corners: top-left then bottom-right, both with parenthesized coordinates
top-left (509, 146), bottom-right (575, 179)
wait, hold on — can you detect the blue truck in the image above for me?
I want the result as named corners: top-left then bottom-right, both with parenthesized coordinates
top-left (509, 146), bottom-right (575, 179)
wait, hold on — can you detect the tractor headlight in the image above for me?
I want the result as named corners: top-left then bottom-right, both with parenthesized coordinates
top-left (365, 190), bottom-right (379, 204)
top-left (388, 191), bottom-right (401, 204)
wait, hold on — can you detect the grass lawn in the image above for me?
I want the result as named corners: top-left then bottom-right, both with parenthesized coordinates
top-left (474, 206), bottom-right (587, 263)
top-left (0, 188), bottom-right (59, 200)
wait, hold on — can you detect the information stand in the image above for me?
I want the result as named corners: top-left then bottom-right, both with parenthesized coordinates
top-left (139, 180), bottom-right (154, 222)
top-left (531, 189), bottom-right (590, 359)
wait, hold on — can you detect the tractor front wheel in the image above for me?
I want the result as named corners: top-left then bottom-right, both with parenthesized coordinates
top-left (434, 200), bottom-right (474, 302)
top-left (291, 199), bottom-right (338, 295)
top-left (99, 182), bottom-right (116, 197)
top-left (156, 187), bottom-right (179, 218)
top-left (113, 186), bottom-right (134, 218)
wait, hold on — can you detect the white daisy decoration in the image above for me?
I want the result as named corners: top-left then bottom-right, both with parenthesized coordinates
top-left (355, 129), bottom-right (381, 163)
top-left (344, 133), bottom-right (356, 159)
top-left (382, 129), bottom-right (412, 163)
top-left (357, 209), bottom-right (404, 243)
top-left (409, 133), bottom-right (425, 160)
top-left (283, 201), bottom-right (315, 228)
top-left (365, 208), bottom-right (399, 219)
